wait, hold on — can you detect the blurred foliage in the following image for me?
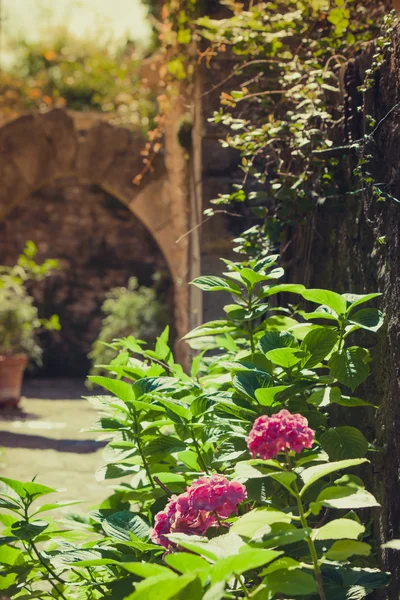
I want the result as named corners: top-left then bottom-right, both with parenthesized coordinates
top-left (89, 275), bottom-right (169, 378)
top-left (0, 27), bottom-right (156, 130)
top-left (0, 242), bottom-right (60, 362)
top-left (139, 0), bottom-right (395, 257)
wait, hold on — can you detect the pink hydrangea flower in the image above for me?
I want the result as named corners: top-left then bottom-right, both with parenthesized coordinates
top-left (151, 475), bottom-right (247, 548)
top-left (151, 492), bottom-right (217, 548)
top-left (188, 474), bottom-right (247, 518)
top-left (247, 409), bottom-right (315, 460)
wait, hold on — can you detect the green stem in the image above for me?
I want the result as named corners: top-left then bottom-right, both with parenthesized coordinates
top-left (247, 289), bottom-right (255, 357)
top-left (191, 426), bottom-right (210, 474)
top-left (235, 575), bottom-right (250, 597)
top-left (285, 453), bottom-right (326, 600)
top-left (338, 321), bottom-right (346, 351)
top-left (30, 541), bottom-right (68, 600)
top-left (133, 411), bottom-right (155, 489)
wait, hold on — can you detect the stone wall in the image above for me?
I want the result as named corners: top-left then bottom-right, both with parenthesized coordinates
top-left (0, 177), bottom-right (172, 375)
top-left (285, 29), bottom-right (400, 598)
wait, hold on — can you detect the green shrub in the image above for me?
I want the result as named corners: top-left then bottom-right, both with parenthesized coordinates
top-left (0, 242), bottom-right (60, 362)
top-left (89, 276), bottom-right (169, 377)
top-left (1, 255), bottom-right (397, 600)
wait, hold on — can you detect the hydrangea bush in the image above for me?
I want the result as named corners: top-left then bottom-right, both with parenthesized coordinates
top-left (1, 254), bottom-right (398, 599)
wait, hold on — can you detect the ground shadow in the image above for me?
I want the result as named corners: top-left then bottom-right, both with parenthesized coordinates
top-left (0, 431), bottom-right (106, 454)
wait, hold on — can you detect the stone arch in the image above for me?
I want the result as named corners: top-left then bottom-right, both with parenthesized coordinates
top-left (0, 109), bottom-right (190, 359)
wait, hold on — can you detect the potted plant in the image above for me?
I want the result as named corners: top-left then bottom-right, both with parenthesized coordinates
top-left (0, 242), bottom-right (60, 406)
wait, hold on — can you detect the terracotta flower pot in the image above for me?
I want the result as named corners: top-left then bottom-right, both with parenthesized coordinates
top-left (0, 354), bottom-right (28, 406)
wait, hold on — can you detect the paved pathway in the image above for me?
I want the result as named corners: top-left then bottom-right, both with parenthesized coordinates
top-left (0, 379), bottom-right (113, 516)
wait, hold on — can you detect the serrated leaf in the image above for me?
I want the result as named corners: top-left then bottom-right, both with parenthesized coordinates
top-left (316, 485), bottom-right (380, 510)
top-left (233, 371), bottom-right (272, 400)
top-left (329, 347), bottom-right (370, 391)
top-left (260, 283), bottom-right (305, 297)
top-left (144, 435), bottom-right (187, 456)
top-left (302, 289), bottom-right (347, 316)
top-left (263, 569), bottom-right (317, 596)
top-left (191, 276), bottom-right (241, 295)
top-left (348, 308), bottom-right (384, 332)
top-left (88, 376), bottom-right (135, 402)
top-left (210, 548), bottom-right (282, 585)
top-left (344, 292), bottom-right (382, 312)
top-left (102, 511), bottom-right (150, 541)
top-left (326, 540), bottom-right (371, 560)
top-left (315, 518), bottom-right (364, 540)
top-left (300, 459), bottom-right (368, 495)
top-left (301, 327), bottom-right (338, 367)
top-left (259, 331), bottom-right (297, 354)
top-left (0, 478), bottom-right (56, 501)
top-left (255, 386), bottom-right (288, 406)
top-left (308, 386), bottom-right (341, 407)
top-left (320, 427), bottom-right (368, 460)
top-left (266, 347), bottom-right (303, 368)
top-left (231, 508), bottom-right (292, 537)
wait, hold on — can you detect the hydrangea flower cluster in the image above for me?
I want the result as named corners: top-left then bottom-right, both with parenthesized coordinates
top-left (247, 409), bottom-right (315, 460)
top-left (151, 474), bottom-right (247, 548)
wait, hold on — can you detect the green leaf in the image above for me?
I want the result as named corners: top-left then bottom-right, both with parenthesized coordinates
top-left (233, 371), bottom-right (272, 400)
top-left (316, 486), bottom-right (380, 510)
top-left (260, 283), bottom-right (305, 297)
top-left (159, 400), bottom-right (191, 422)
top-left (301, 327), bottom-right (338, 367)
top-left (102, 511), bottom-right (150, 541)
top-left (11, 520), bottom-right (48, 540)
top-left (263, 569), bottom-right (317, 596)
top-left (165, 552), bottom-right (210, 575)
top-left (210, 548), bottom-right (282, 585)
top-left (302, 289), bottom-right (347, 316)
top-left (183, 320), bottom-right (237, 340)
top-left (88, 376), bottom-right (135, 402)
top-left (329, 347), bottom-right (370, 391)
top-left (32, 500), bottom-right (82, 515)
top-left (320, 427), bottom-right (369, 460)
top-left (144, 435), bottom-right (187, 455)
top-left (0, 544), bottom-right (22, 566)
top-left (191, 276), bottom-right (241, 295)
top-left (167, 532), bottom-right (245, 561)
top-left (348, 309), bottom-right (384, 332)
top-left (231, 508), bottom-right (292, 538)
top-left (259, 331), bottom-right (297, 354)
top-left (203, 581), bottom-right (226, 600)
top-left (240, 268), bottom-right (273, 286)
top-left (301, 308), bottom-right (340, 322)
top-left (125, 573), bottom-right (201, 600)
top-left (255, 386), bottom-right (288, 407)
top-left (266, 347), bottom-right (303, 368)
top-left (334, 395), bottom-right (377, 408)
top-left (0, 478), bottom-right (56, 501)
top-left (300, 459), bottom-right (368, 495)
top-left (326, 540), bottom-right (371, 560)
top-left (255, 524), bottom-right (311, 547)
top-left (315, 518), bottom-right (364, 540)
top-left (382, 540), bottom-right (400, 550)
top-left (344, 293), bottom-right (382, 312)
top-left (308, 386), bottom-right (341, 407)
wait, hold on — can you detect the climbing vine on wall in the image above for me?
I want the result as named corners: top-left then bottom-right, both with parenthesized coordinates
top-left (142, 0), bottom-right (395, 256)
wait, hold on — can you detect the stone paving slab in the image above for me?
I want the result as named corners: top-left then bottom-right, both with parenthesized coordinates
top-left (0, 379), bottom-right (115, 516)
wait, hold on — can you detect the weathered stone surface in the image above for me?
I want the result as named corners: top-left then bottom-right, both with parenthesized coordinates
top-left (0, 178), bottom-right (173, 375)
top-left (0, 109), bottom-right (196, 357)
top-left (39, 109), bottom-right (78, 173)
top-left (287, 27), bottom-right (400, 599)
top-left (0, 114), bottom-right (60, 184)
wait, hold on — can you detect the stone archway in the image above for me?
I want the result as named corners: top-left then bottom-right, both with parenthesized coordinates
top-left (0, 109), bottom-right (190, 361)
